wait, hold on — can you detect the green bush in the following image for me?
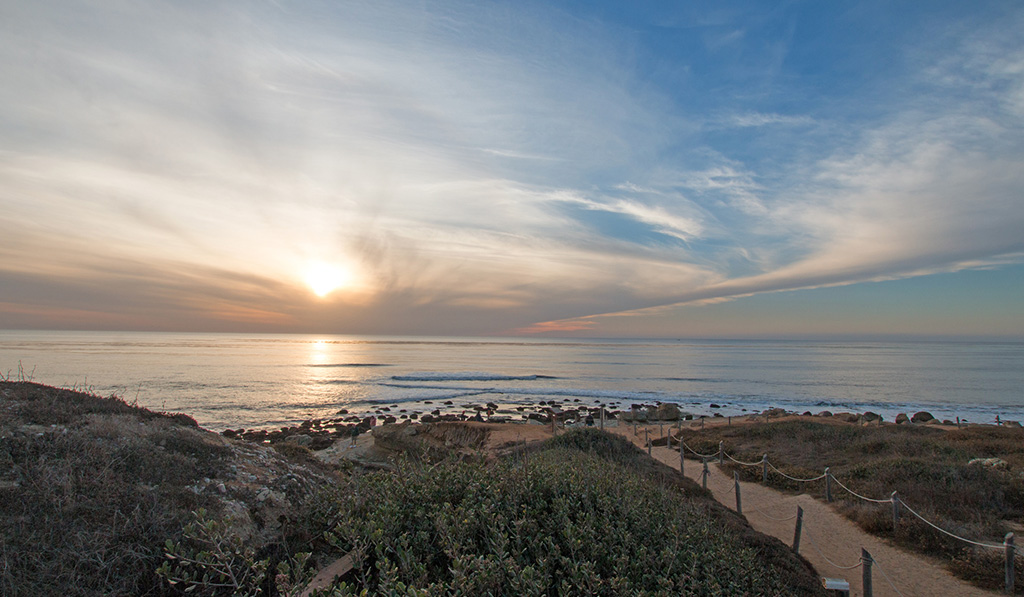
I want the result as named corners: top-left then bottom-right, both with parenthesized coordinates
top-left (314, 435), bottom-right (821, 595)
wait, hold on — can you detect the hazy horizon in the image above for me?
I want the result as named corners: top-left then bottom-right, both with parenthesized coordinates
top-left (2, 1), bottom-right (1023, 339)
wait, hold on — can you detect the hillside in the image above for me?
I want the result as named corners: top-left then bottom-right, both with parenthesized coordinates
top-left (0, 381), bottom-right (822, 595)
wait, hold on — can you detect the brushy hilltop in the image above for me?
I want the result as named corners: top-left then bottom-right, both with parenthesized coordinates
top-left (0, 381), bottom-right (823, 595)
top-left (0, 381), bottom-right (338, 596)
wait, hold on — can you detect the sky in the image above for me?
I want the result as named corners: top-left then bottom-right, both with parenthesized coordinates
top-left (1, 0), bottom-right (1023, 339)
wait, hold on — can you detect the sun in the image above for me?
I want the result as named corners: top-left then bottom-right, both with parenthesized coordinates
top-left (304, 262), bottom-right (351, 297)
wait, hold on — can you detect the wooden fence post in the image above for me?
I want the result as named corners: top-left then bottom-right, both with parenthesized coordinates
top-left (679, 439), bottom-right (684, 475)
top-left (702, 458), bottom-right (709, 491)
top-left (762, 453), bottom-right (768, 484)
top-left (825, 467), bottom-right (832, 502)
top-left (600, 408), bottom-right (604, 429)
top-left (793, 506), bottom-right (803, 552)
top-left (1006, 532), bottom-right (1015, 595)
top-left (734, 472), bottom-right (742, 515)
top-left (718, 441), bottom-right (724, 464)
top-left (862, 548), bottom-right (873, 597)
top-left (891, 491), bottom-right (900, 531)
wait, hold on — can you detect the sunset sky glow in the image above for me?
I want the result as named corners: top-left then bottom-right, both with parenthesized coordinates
top-left (2, 1), bottom-right (1023, 338)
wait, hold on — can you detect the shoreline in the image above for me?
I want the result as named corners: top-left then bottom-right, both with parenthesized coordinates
top-left (223, 398), bottom-right (1013, 449)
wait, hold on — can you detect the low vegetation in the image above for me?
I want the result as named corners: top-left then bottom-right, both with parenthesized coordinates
top-left (683, 418), bottom-right (1024, 592)
top-left (0, 382), bottom-right (335, 596)
top-left (1, 382), bottom-right (822, 595)
top-left (290, 428), bottom-right (822, 595)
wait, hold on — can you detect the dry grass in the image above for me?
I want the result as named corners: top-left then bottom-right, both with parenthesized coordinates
top-left (684, 418), bottom-right (1024, 592)
top-left (0, 381), bottom-right (334, 596)
top-left (0, 383), bottom-right (221, 595)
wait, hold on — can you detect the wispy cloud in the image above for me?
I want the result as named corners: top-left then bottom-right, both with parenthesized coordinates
top-left (720, 112), bottom-right (816, 128)
top-left (0, 1), bottom-right (1022, 336)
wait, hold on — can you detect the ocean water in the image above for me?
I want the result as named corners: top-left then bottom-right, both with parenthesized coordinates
top-left (1, 330), bottom-right (1022, 431)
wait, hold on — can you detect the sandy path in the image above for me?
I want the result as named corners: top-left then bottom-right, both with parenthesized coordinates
top-left (610, 424), bottom-right (1000, 597)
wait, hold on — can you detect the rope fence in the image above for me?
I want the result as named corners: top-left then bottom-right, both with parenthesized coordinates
top-left (664, 432), bottom-right (1019, 594)
top-left (800, 522), bottom-right (863, 571)
top-left (683, 439), bottom-right (1009, 551)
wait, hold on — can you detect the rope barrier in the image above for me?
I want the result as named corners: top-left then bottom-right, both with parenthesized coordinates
top-left (801, 523), bottom-right (863, 570)
top-left (684, 442), bottom-right (716, 460)
top-left (749, 504), bottom-right (799, 522)
top-left (724, 452), bottom-right (762, 467)
top-left (871, 556), bottom-right (907, 597)
top-left (829, 475), bottom-right (892, 504)
top-left (701, 469), bottom-right (736, 494)
top-left (766, 461), bottom-right (827, 483)
top-left (899, 501), bottom-right (1004, 550)
top-left (674, 432), bottom-right (1007, 558)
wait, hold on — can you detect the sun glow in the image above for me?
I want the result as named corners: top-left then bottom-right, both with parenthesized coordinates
top-left (304, 262), bottom-right (351, 297)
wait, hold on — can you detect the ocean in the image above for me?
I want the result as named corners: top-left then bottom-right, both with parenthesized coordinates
top-left (1, 330), bottom-right (1022, 431)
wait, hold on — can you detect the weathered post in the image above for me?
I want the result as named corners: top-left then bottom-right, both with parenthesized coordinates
top-left (679, 438), bottom-right (685, 474)
top-left (600, 408), bottom-right (604, 429)
top-left (793, 506), bottom-right (803, 552)
top-left (1006, 532), bottom-right (1015, 595)
top-left (734, 472), bottom-right (742, 514)
top-left (957, 416), bottom-right (961, 429)
top-left (718, 441), bottom-right (724, 464)
top-left (702, 458), bottom-right (709, 491)
top-left (645, 428), bottom-right (649, 449)
top-left (891, 491), bottom-right (900, 531)
top-left (762, 453), bottom-right (768, 484)
top-left (825, 467), bottom-right (832, 502)
top-left (728, 415), bottom-right (732, 426)
top-left (862, 549), bottom-right (873, 597)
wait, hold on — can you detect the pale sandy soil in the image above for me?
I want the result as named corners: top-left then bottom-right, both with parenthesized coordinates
top-left (611, 423), bottom-right (1002, 597)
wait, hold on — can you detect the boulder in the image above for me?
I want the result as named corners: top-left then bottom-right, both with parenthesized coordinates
top-left (621, 409), bottom-right (649, 422)
top-left (861, 412), bottom-right (881, 422)
top-left (653, 403), bottom-right (680, 421)
top-left (911, 411), bottom-right (934, 424)
top-left (895, 413), bottom-right (910, 425)
top-left (816, 411), bottom-right (833, 417)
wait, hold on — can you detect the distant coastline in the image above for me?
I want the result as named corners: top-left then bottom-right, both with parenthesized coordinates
top-left (2, 330), bottom-right (1022, 432)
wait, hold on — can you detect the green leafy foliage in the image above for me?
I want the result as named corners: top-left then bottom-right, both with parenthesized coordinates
top-left (157, 509), bottom-right (316, 596)
top-left (314, 429), bottom-right (822, 595)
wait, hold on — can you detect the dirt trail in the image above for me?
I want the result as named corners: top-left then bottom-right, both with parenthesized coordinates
top-left (610, 424), bottom-right (1000, 597)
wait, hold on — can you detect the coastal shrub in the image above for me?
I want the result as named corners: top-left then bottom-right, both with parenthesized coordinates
top-left (0, 383), bottom-right (241, 596)
top-left (0, 423), bottom-right (211, 596)
top-left (313, 433), bottom-right (822, 595)
top-left (157, 509), bottom-right (316, 596)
